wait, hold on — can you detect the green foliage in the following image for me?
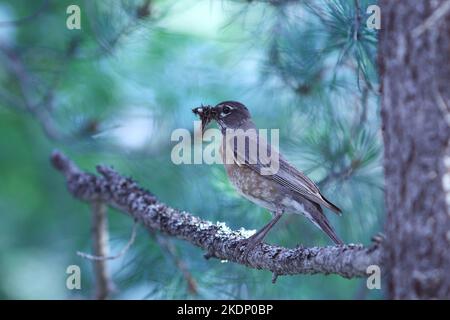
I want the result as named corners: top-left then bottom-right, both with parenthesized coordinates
top-left (0, 0), bottom-right (382, 299)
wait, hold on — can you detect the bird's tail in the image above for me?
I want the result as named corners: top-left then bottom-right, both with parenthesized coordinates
top-left (317, 217), bottom-right (344, 245)
top-left (321, 195), bottom-right (342, 216)
top-left (310, 204), bottom-right (344, 245)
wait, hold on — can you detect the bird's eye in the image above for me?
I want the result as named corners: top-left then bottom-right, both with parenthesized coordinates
top-left (222, 106), bottom-right (231, 115)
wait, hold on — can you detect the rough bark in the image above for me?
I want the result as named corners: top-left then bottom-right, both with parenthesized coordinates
top-left (51, 151), bottom-right (381, 280)
top-left (380, 0), bottom-right (450, 299)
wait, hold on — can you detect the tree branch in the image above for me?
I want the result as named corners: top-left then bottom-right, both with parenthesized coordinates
top-left (90, 201), bottom-right (114, 300)
top-left (51, 150), bottom-right (382, 280)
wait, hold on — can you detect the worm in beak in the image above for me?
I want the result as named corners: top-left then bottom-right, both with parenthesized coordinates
top-left (192, 104), bottom-right (215, 134)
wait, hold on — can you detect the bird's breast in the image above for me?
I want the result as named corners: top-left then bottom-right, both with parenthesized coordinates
top-left (221, 138), bottom-right (281, 211)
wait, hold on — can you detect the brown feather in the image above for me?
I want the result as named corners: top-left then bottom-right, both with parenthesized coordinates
top-left (227, 132), bottom-right (342, 215)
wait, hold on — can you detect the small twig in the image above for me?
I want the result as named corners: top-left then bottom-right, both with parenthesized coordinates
top-left (359, 87), bottom-right (369, 125)
top-left (351, 86), bottom-right (370, 136)
top-left (150, 232), bottom-right (198, 295)
top-left (318, 159), bottom-right (360, 188)
top-left (434, 86), bottom-right (450, 127)
top-left (271, 272), bottom-right (279, 284)
top-left (354, 0), bottom-right (361, 41)
top-left (371, 233), bottom-right (386, 245)
top-left (0, 0), bottom-right (49, 27)
top-left (412, 1), bottom-right (450, 37)
top-left (90, 201), bottom-right (114, 300)
top-left (0, 45), bottom-right (64, 141)
top-left (77, 222), bottom-right (138, 261)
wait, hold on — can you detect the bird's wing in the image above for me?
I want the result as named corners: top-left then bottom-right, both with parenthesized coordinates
top-left (224, 133), bottom-right (342, 215)
top-left (277, 158), bottom-right (342, 214)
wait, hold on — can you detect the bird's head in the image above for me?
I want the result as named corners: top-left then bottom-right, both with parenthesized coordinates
top-left (212, 101), bottom-right (252, 131)
top-left (193, 101), bottom-right (253, 133)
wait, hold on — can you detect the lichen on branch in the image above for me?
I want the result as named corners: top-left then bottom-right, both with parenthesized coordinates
top-left (51, 150), bottom-right (382, 280)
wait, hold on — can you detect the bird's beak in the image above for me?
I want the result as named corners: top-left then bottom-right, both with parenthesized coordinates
top-left (192, 104), bottom-right (215, 134)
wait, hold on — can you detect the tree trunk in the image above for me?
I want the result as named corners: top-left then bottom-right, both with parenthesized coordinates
top-left (380, 0), bottom-right (450, 299)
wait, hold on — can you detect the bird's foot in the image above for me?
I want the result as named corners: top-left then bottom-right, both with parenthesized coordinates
top-left (237, 236), bottom-right (263, 263)
top-left (203, 245), bottom-right (217, 260)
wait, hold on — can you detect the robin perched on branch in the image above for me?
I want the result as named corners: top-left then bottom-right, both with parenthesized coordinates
top-left (193, 101), bottom-right (343, 254)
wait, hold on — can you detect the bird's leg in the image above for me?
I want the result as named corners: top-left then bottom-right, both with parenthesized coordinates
top-left (241, 210), bottom-right (283, 258)
top-left (248, 213), bottom-right (282, 243)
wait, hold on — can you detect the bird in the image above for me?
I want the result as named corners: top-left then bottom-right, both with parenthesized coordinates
top-left (193, 101), bottom-right (344, 253)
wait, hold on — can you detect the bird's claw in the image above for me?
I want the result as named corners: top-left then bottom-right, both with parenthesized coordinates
top-left (237, 237), bottom-right (262, 263)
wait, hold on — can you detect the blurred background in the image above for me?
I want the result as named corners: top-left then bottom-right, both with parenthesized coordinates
top-left (0, 0), bottom-right (383, 299)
